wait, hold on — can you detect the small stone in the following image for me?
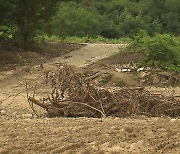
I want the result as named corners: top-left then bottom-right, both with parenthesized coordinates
top-left (0, 110), bottom-right (5, 114)
top-left (22, 114), bottom-right (32, 118)
top-left (115, 68), bottom-right (121, 72)
top-left (137, 68), bottom-right (144, 72)
top-left (170, 119), bottom-right (178, 123)
top-left (121, 68), bottom-right (131, 72)
top-left (107, 145), bottom-right (124, 152)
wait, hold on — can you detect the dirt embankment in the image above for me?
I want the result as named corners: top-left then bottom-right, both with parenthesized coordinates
top-left (0, 42), bottom-right (84, 72)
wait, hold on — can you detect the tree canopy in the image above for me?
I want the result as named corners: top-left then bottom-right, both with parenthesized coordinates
top-left (0, 0), bottom-right (60, 48)
top-left (51, 0), bottom-right (180, 38)
top-left (0, 0), bottom-right (179, 48)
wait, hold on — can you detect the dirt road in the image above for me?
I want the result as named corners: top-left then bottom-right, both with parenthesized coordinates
top-left (48, 43), bottom-right (122, 67)
top-left (0, 43), bottom-right (180, 154)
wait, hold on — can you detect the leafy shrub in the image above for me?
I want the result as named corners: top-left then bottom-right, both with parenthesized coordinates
top-left (61, 36), bottom-right (131, 44)
top-left (51, 2), bottom-right (102, 38)
top-left (0, 26), bottom-right (15, 42)
top-left (132, 33), bottom-right (180, 72)
top-left (35, 34), bottom-right (60, 42)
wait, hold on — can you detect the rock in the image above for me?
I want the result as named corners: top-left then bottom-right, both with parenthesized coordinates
top-left (146, 67), bottom-right (151, 71)
top-left (121, 68), bottom-right (131, 72)
top-left (107, 145), bottom-right (124, 152)
top-left (121, 68), bottom-right (128, 72)
top-left (0, 110), bottom-right (5, 114)
top-left (170, 118), bottom-right (179, 123)
top-left (115, 68), bottom-right (121, 72)
top-left (137, 68), bottom-right (144, 72)
top-left (22, 113), bottom-right (33, 118)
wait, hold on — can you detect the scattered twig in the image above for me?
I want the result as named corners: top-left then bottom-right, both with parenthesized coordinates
top-left (26, 82), bottom-right (40, 117)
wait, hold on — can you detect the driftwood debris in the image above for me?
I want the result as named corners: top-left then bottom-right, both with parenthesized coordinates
top-left (28, 64), bottom-right (180, 118)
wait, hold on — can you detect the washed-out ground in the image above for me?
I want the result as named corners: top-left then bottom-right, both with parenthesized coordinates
top-left (0, 117), bottom-right (179, 154)
top-left (0, 43), bottom-right (179, 154)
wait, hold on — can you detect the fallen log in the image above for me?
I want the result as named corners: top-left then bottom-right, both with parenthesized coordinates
top-left (28, 97), bottom-right (106, 117)
top-left (28, 97), bottom-right (49, 109)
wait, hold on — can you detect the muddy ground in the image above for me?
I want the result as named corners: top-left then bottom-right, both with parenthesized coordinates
top-left (0, 43), bottom-right (180, 154)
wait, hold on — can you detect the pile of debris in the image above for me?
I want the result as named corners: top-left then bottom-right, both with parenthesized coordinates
top-left (114, 63), bottom-right (180, 86)
top-left (28, 64), bottom-right (180, 118)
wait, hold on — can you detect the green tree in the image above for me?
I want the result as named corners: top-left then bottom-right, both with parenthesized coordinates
top-left (52, 2), bottom-right (102, 37)
top-left (0, 0), bottom-right (61, 49)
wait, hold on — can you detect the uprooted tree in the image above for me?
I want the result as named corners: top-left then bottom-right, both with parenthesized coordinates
top-left (27, 64), bottom-right (180, 118)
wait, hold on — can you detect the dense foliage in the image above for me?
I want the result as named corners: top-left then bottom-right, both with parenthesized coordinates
top-left (1, 0), bottom-right (180, 44)
top-left (0, 0), bottom-right (61, 49)
top-left (51, 0), bottom-right (180, 38)
top-left (132, 32), bottom-right (180, 72)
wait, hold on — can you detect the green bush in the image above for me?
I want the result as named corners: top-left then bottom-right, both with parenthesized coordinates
top-left (35, 34), bottom-right (60, 42)
top-left (132, 33), bottom-right (180, 72)
top-left (60, 36), bottom-right (131, 44)
top-left (51, 2), bottom-right (102, 38)
top-left (0, 26), bottom-right (15, 42)
top-left (0, 0), bottom-right (61, 49)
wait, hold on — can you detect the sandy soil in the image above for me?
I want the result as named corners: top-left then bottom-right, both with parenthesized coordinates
top-left (0, 117), bottom-right (180, 154)
top-left (0, 43), bottom-right (180, 154)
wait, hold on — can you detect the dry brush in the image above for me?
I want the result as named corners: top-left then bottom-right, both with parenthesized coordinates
top-left (28, 64), bottom-right (180, 118)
